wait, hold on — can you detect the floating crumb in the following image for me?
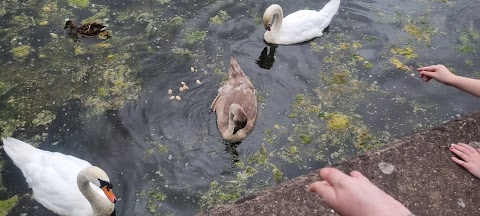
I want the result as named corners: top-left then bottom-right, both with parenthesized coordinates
top-left (169, 96), bottom-right (175, 100)
top-left (191, 67), bottom-right (195, 72)
top-left (196, 80), bottom-right (201, 85)
top-left (175, 95), bottom-right (181, 101)
top-left (168, 89), bottom-right (172, 94)
top-left (50, 33), bottom-right (58, 39)
top-left (183, 85), bottom-right (189, 90)
top-left (179, 86), bottom-right (184, 92)
top-left (181, 81), bottom-right (186, 85)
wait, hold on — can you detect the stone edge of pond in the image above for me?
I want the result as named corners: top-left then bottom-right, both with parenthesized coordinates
top-left (198, 111), bottom-right (480, 216)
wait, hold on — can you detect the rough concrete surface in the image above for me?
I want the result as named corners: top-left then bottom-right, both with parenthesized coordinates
top-left (199, 112), bottom-right (480, 216)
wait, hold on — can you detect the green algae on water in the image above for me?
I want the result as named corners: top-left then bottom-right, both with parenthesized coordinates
top-left (363, 61), bottom-right (373, 69)
top-left (299, 134), bottom-right (313, 144)
top-left (31, 110), bottom-right (56, 127)
top-left (248, 146), bottom-right (268, 165)
top-left (390, 46), bottom-right (418, 59)
top-left (271, 165), bottom-right (283, 183)
top-left (403, 23), bottom-right (436, 43)
top-left (0, 195), bottom-right (18, 216)
top-left (10, 45), bottom-right (31, 59)
top-left (67, 0), bottom-right (90, 8)
top-left (390, 57), bottom-right (410, 71)
top-left (326, 113), bottom-right (350, 131)
top-left (169, 16), bottom-right (184, 26)
top-left (456, 32), bottom-right (476, 54)
top-left (156, 0), bottom-right (171, 4)
top-left (184, 30), bottom-right (206, 44)
top-left (210, 10), bottom-right (230, 25)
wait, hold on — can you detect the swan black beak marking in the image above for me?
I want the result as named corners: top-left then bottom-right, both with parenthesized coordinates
top-left (266, 24), bottom-right (271, 31)
top-left (99, 179), bottom-right (117, 203)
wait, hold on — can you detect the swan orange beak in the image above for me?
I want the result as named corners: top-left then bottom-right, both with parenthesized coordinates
top-left (101, 186), bottom-right (117, 203)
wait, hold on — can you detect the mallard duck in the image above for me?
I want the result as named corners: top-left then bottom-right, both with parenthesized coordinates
top-left (64, 20), bottom-right (108, 39)
top-left (211, 57), bottom-right (257, 143)
top-left (2, 137), bottom-right (117, 216)
top-left (262, 0), bottom-right (340, 45)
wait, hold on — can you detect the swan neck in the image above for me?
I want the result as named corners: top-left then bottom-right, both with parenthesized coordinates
top-left (77, 170), bottom-right (113, 215)
top-left (228, 104), bottom-right (246, 133)
top-left (271, 6), bottom-right (283, 32)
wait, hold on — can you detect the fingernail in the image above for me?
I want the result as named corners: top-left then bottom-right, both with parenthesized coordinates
top-left (451, 144), bottom-right (456, 146)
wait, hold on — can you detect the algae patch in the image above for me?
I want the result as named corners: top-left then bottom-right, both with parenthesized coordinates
top-left (326, 113), bottom-right (350, 131)
top-left (10, 45), bottom-right (32, 59)
top-left (67, 0), bottom-right (90, 8)
top-left (0, 195), bottom-right (18, 216)
top-left (271, 165), bottom-right (283, 183)
top-left (390, 57), bottom-right (410, 71)
top-left (403, 23), bottom-right (436, 43)
top-left (210, 10), bottom-right (230, 25)
top-left (456, 31), bottom-right (477, 54)
top-left (184, 30), bottom-right (206, 44)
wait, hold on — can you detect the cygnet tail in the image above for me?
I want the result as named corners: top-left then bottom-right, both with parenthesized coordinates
top-left (2, 137), bottom-right (42, 168)
top-left (319, 0), bottom-right (341, 17)
top-left (228, 57), bottom-right (246, 80)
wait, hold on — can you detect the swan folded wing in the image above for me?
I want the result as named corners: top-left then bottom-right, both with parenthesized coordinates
top-left (222, 84), bottom-right (256, 119)
top-left (281, 10), bottom-right (329, 43)
top-left (21, 151), bottom-right (96, 215)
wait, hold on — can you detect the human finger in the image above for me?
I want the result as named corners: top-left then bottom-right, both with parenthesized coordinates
top-left (450, 146), bottom-right (470, 161)
top-left (476, 148), bottom-right (480, 154)
top-left (309, 181), bottom-right (337, 203)
top-left (309, 180), bottom-right (330, 192)
top-left (349, 170), bottom-right (368, 180)
top-left (320, 168), bottom-right (351, 187)
top-left (420, 71), bottom-right (437, 79)
top-left (417, 65), bottom-right (438, 71)
top-left (452, 144), bottom-right (473, 157)
top-left (421, 76), bottom-right (431, 82)
top-left (458, 143), bottom-right (477, 154)
top-left (451, 156), bottom-right (467, 167)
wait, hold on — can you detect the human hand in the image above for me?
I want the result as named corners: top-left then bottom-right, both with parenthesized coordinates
top-left (450, 143), bottom-right (480, 179)
top-left (309, 168), bottom-right (411, 216)
top-left (417, 64), bottom-right (457, 85)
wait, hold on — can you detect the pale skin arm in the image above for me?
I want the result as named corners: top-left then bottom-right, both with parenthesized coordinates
top-left (309, 168), bottom-right (412, 216)
top-left (417, 64), bottom-right (480, 97)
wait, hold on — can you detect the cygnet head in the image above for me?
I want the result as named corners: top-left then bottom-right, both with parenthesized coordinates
top-left (230, 104), bottom-right (247, 134)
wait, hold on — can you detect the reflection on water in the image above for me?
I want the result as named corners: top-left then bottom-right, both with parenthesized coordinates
top-left (1, 0), bottom-right (480, 215)
top-left (256, 45), bottom-right (276, 69)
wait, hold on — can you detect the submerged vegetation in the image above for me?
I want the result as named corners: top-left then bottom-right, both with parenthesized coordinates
top-left (0, 195), bottom-right (18, 216)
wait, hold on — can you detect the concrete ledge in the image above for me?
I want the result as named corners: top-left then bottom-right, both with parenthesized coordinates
top-left (199, 112), bottom-right (480, 216)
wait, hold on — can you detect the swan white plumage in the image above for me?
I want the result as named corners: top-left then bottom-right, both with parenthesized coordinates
top-left (211, 57), bottom-right (257, 143)
top-left (263, 0), bottom-right (341, 45)
top-left (2, 137), bottom-right (116, 216)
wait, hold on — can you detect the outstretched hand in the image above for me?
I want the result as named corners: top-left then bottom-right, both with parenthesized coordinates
top-left (417, 64), bottom-right (457, 85)
top-left (450, 143), bottom-right (480, 179)
top-left (309, 168), bottom-right (411, 216)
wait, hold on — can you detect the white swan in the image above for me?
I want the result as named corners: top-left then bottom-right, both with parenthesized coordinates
top-left (2, 137), bottom-right (116, 216)
top-left (263, 0), bottom-right (341, 45)
top-left (211, 57), bottom-right (257, 143)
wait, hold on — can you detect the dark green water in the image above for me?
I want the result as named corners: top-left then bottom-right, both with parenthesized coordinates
top-left (1, 0), bottom-right (479, 215)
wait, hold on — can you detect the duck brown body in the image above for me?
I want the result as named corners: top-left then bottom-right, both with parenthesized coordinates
top-left (64, 20), bottom-right (108, 39)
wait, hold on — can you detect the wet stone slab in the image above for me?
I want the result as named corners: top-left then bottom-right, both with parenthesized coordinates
top-left (199, 111), bottom-right (480, 216)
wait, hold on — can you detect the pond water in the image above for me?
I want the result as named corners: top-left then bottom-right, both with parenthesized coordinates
top-left (1, 0), bottom-right (480, 215)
